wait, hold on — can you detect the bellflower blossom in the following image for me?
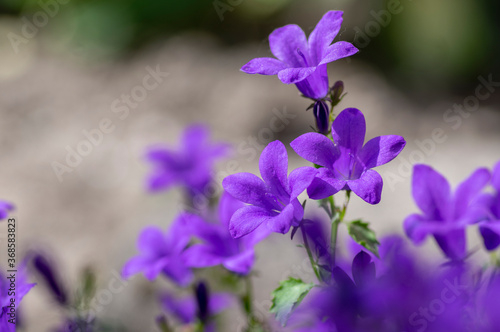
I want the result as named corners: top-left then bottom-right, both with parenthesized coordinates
top-left (145, 124), bottom-right (229, 196)
top-left (478, 160), bottom-right (500, 250)
top-left (122, 213), bottom-right (194, 286)
top-left (183, 192), bottom-right (270, 274)
top-left (291, 108), bottom-right (406, 204)
top-left (0, 201), bottom-right (14, 221)
top-left (241, 11), bottom-right (358, 100)
top-left (222, 140), bottom-right (317, 238)
top-left (404, 164), bottom-right (490, 260)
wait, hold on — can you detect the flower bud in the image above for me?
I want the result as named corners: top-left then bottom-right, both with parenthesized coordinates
top-left (313, 100), bottom-right (330, 134)
top-left (33, 254), bottom-right (68, 306)
top-left (195, 281), bottom-right (209, 323)
top-left (330, 81), bottom-right (344, 106)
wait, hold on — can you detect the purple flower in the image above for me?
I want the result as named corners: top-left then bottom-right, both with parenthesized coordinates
top-left (145, 124), bottom-right (229, 196)
top-left (478, 160), bottom-right (500, 251)
top-left (240, 11), bottom-right (358, 100)
top-left (122, 213), bottom-right (194, 286)
top-left (291, 108), bottom-right (406, 204)
top-left (404, 164), bottom-right (490, 260)
top-left (32, 254), bottom-right (67, 305)
top-left (183, 192), bottom-right (269, 274)
top-left (0, 201), bottom-right (14, 221)
top-left (222, 140), bottom-right (317, 238)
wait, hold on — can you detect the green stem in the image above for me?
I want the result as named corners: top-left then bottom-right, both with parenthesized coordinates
top-left (301, 225), bottom-right (322, 282)
top-left (329, 191), bottom-right (351, 267)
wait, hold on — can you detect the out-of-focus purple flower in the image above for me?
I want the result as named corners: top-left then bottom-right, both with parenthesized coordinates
top-left (404, 164), bottom-right (490, 260)
top-left (0, 201), bottom-right (14, 221)
top-left (223, 140), bottom-right (317, 238)
top-left (291, 108), bottom-right (406, 204)
top-left (478, 160), bottom-right (500, 250)
top-left (53, 318), bottom-right (94, 332)
top-left (161, 283), bottom-right (232, 329)
top-left (32, 254), bottom-right (67, 306)
top-left (183, 192), bottom-right (269, 274)
top-left (0, 263), bottom-right (35, 331)
top-left (241, 11), bottom-right (358, 100)
top-left (145, 124), bottom-right (229, 196)
top-left (122, 213), bottom-right (194, 286)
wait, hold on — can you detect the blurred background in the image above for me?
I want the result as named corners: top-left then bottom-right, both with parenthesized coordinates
top-left (0, 0), bottom-right (499, 330)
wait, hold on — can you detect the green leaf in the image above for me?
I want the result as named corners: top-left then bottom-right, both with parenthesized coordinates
top-left (347, 220), bottom-right (380, 258)
top-left (270, 277), bottom-right (314, 326)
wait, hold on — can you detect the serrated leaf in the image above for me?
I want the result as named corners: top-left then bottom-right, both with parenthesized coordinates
top-left (347, 220), bottom-right (380, 258)
top-left (270, 277), bottom-right (314, 326)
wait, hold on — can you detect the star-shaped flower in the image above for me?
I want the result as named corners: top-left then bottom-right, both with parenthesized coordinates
top-left (291, 108), bottom-right (406, 204)
top-left (182, 192), bottom-right (270, 274)
top-left (241, 11), bottom-right (358, 100)
top-left (145, 124), bottom-right (229, 197)
top-left (122, 213), bottom-right (194, 286)
top-left (404, 164), bottom-right (490, 260)
top-left (222, 140), bottom-right (317, 238)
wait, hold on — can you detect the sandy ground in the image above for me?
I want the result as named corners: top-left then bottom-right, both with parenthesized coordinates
top-left (0, 33), bottom-right (499, 331)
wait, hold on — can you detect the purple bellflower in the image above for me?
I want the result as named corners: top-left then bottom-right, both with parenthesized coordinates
top-left (291, 108), bottom-right (406, 204)
top-left (183, 192), bottom-right (270, 274)
top-left (404, 164), bottom-right (490, 260)
top-left (0, 201), bottom-right (14, 221)
top-left (478, 160), bottom-right (500, 251)
top-left (240, 11), bottom-right (358, 100)
top-left (145, 124), bottom-right (229, 196)
top-left (122, 213), bottom-right (194, 286)
top-left (222, 140), bottom-right (317, 238)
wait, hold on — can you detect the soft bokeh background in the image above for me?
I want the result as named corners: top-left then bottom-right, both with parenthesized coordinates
top-left (0, 0), bottom-right (499, 330)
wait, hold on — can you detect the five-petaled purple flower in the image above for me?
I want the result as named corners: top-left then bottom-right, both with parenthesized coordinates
top-left (240, 11), bottom-right (358, 100)
top-left (183, 192), bottom-right (270, 274)
top-left (145, 124), bottom-right (229, 197)
top-left (404, 164), bottom-right (490, 260)
top-left (291, 108), bottom-right (406, 204)
top-left (0, 201), bottom-right (14, 221)
top-left (122, 213), bottom-right (194, 286)
top-left (477, 160), bottom-right (500, 251)
top-left (223, 140), bottom-right (317, 238)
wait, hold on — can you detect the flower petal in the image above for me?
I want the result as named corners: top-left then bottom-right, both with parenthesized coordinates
top-left (291, 133), bottom-right (339, 168)
top-left (269, 24), bottom-right (309, 67)
top-left (222, 249), bottom-right (255, 275)
top-left (229, 205), bottom-right (273, 238)
top-left (308, 11), bottom-right (344, 64)
top-left (163, 259), bottom-right (193, 287)
top-left (241, 57), bottom-right (288, 75)
top-left (412, 165), bottom-right (451, 220)
top-left (318, 41), bottom-right (359, 66)
top-left (289, 166), bottom-right (318, 199)
top-left (331, 108), bottom-right (366, 154)
top-left (492, 160), bottom-right (500, 191)
top-left (137, 226), bottom-right (168, 254)
top-left (347, 169), bottom-right (383, 204)
top-left (434, 230), bottom-right (466, 260)
top-left (183, 244), bottom-right (225, 268)
top-left (352, 251), bottom-right (376, 288)
top-left (259, 141), bottom-right (289, 200)
top-left (278, 67), bottom-right (317, 84)
top-left (307, 168), bottom-right (346, 199)
top-left (294, 64), bottom-right (329, 99)
top-left (209, 294), bottom-right (233, 315)
top-left (479, 223), bottom-right (500, 251)
top-left (266, 203), bottom-right (295, 234)
top-left (403, 214), bottom-right (433, 244)
top-left (223, 173), bottom-right (277, 210)
top-left (219, 191), bottom-right (245, 229)
top-left (453, 167), bottom-right (490, 220)
top-left (358, 135), bottom-right (406, 169)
